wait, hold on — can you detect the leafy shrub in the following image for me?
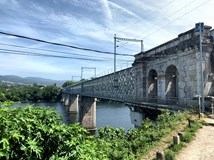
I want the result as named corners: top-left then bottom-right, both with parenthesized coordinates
top-left (0, 103), bottom-right (189, 159)
top-left (165, 149), bottom-right (175, 160)
top-left (171, 143), bottom-right (185, 153)
top-left (0, 104), bottom-right (106, 160)
top-left (97, 110), bottom-right (188, 159)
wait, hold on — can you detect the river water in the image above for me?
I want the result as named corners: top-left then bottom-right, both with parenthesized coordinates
top-left (13, 101), bottom-right (134, 131)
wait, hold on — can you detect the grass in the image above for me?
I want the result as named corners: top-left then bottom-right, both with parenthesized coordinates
top-left (163, 118), bottom-right (204, 160)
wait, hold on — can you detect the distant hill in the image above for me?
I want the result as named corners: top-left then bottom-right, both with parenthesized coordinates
top-left (0, 75), bottom-right (65, 86)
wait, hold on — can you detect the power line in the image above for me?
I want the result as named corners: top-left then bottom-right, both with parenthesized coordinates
top-left (0, 43), bottom-right (113, 60)
top-left (0, 48), bottom-right (130, 62)
top-left (137, 0), bottom-right (196, 38)
top-left (142, 0), bottom-right (211, 40)
top-left (0, 31), bottom-right (133, 56)
top-left (118, 0), bottom-right (210, 50)
top-left (0, 50), bottom-right (106, 61)
top-left (116, 0), bottom-right (176, 34)
top-left (100, 0), bottom-right (177, 53)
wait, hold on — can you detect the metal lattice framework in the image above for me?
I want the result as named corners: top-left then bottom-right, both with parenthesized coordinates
top-left (64, 67), bottom-right (135, 102)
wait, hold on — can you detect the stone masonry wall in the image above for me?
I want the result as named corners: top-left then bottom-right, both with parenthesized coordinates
top-left (133, 25), bottom-right (214, 102)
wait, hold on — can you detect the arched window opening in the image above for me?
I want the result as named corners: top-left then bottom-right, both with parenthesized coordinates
top-left (148, 69), bottom-right (158, 102)
top-left (165, 65), bottom-right (179, 100)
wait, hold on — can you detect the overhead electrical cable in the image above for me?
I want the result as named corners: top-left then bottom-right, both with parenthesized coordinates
top-left (118, 0), bottom-right (209, 50)
top-left (0, 31), bottom-right (133, 56)
top-left (0, 48), bottom-right (130, 62)
top-left (0, 43), bottom-right (113, 60)
top-left (116, 0), bottom-right (176, 34)
top-left (142, 0), bottom-right (211, 39)
top-left (100, 0), bottom-right (177, 52)
top-left (137, 0), bottom-right (196, 38)
top-left (0, 50), bottom-right (106, 61)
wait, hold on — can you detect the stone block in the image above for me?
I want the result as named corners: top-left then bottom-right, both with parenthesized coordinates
top-left (156, 150), bottom-right (165, 160)
top-left (178, 132), bottom-right (184, 141)
top-left (200, 113), bottom-right (205, 118)
top-left (173, 134), bottom-right (180, 145)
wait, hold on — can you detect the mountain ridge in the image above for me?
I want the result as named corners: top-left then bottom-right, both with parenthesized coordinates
top-left (0, 75), bottom-right (66, 86)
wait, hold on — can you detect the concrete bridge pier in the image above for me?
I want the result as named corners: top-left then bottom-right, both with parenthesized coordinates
top-left (68, 94), bottom-right (79, 113)
top-left (79, 96), bottom-right (96, 130)
top-left (64, 93), bottom-right (70, 106)
top-left (61, 93), bottom-right (65, 103)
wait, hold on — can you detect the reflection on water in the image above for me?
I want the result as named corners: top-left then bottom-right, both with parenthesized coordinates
top-left (12, 101), bottom-right (134, 131)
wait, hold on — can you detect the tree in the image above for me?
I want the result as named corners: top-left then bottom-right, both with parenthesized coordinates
top-left (0, 83), bottom-right (61, 102)
top-left (41, 85), bottom-right (61, 102)
top-left (0, 92), bottom-right (6, 102)
top-left (62, 81), bottom-right (74, 87)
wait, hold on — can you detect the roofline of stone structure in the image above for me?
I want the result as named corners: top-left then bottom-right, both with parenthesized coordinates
top-left (134, 24), bottom-right (212, 58)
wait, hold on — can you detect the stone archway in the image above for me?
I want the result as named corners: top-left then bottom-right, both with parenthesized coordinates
top-left (148, 69), bottom-right (158, 101)
top-left (165, 65), bottom-right (179, 98)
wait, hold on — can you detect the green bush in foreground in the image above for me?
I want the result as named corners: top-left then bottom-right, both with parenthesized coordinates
top-left (0, 103), bottom-right (106, 160)
top-left (0, 102), bottom-right (189, 160)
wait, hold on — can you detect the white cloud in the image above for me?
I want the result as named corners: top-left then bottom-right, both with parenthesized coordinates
top-left (0, 0), bottom-right (214, 80)
top-left (99, 0), bottom-right (112, 20)
top-left (108, 1), bottom-right (141, 19)
top-left (0, 55), bottom-right (65, 74)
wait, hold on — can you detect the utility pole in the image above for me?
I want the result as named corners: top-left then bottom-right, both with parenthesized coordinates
top-left (114, 34), bottom-right (117, 73)
top-left (195, 22), bottom-right (205, 113)
top-left (113, 35), bottom-right (143, 74)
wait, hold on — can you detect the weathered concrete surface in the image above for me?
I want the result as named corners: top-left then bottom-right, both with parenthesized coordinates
top-left (176, 118), bottom-right (214, 160)
top-left (68, 94), bottom-right (79, 113)
top-left (79, 96), bottom-right (96, 130)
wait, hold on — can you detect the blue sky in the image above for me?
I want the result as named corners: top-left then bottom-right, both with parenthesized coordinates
top-left (0, 0), bottom-right (213, 80)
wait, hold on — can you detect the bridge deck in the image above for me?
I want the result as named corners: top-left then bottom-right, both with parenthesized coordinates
top-left (125, 101), bottom-right (188, 111)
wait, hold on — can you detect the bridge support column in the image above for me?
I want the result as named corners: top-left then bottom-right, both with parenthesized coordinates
top-left (130, 110), bottom-right (145, 128)
top-left (64, 94), bottom-right (70, 106)
top-left (157, 74), bottom-right (166, 102)
top-left (68, 95), bottom-right (79, 113)
top-left (79, 96), bottom-right (96, 130)
top-left (61, 93), bottom-right (65, 103)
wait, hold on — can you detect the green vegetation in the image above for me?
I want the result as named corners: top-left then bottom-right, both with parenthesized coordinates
top-left (62, 81), bottom-right (75, 87)
top-left (0, 102), bottom-right (190, 160)
top-left (0, 102), bottom-right (105, 160)
top-left (164, 118), bottom-right (204, 160)
top-left (0, 83), bottom-right (61, 102)
top-left (96, 111), bottom-right (188, 159)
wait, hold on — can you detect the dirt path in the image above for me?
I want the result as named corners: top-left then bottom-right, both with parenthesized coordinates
top-left (142, 123), bottom-right (187, 160)
top-left (176, 117), bottom-right (214, 160)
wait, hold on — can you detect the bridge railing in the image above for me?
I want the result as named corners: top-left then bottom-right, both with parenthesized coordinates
top-left (140, 96), bottom-right (201, 110)
top-left (63, 67), bottom-right (135, 102)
